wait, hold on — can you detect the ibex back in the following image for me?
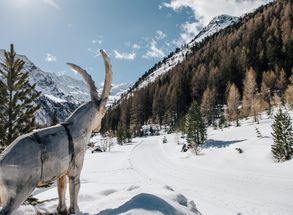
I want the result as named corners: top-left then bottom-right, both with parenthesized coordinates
top-left (0, 49), bottom-right (112, 215)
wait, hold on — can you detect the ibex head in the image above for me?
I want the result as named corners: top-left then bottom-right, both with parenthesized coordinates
top-left (67, 49), bottom-right (112, 131)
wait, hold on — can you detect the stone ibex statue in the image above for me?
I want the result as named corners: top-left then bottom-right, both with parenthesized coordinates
top-left (0, 49), bottom-right (112, 215)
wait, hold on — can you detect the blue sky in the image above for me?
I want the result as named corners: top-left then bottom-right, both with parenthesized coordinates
top-left (0, 0), bottom-right (271, 85)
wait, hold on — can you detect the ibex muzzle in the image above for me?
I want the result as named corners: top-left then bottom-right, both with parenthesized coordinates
top-left (0, 49), bottom-right (112, 214)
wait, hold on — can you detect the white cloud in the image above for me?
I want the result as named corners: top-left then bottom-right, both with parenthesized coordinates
top-left (162, 0), bottom-right (272, 44)
top-left (178, 21), bottom-right (201, 45)
top-left (114, 50), bottom-right (136, 60)
top-left (143, 40), bottom-right (165, 59)
top-left (92, 40), bottom-right (103, 44)
top-left (155, 30), bottom-right (167, 40)
top-left (43, 0), bottom-right (60, 9)
top-left (132, 43), bottom-right (141, 50)
top-left (45, 53), bottom-right (57, 62)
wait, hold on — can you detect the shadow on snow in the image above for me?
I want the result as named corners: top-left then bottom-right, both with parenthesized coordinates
top-left (203, 139), bottom-right (247, 149)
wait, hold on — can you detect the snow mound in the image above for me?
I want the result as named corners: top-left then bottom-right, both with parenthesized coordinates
top-left (97, 193), bottom-right (200, 215)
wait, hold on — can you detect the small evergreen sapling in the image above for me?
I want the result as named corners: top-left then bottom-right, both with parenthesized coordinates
top-left (0, 44), bottom-right (41, 147)
top-left (185, 101), bottom-right (207, 154)
top-left (116, 122), bottom-right (126, 145)
top-left (271, 109), bottom-right (293, 162)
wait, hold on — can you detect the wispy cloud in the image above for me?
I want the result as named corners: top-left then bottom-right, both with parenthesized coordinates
top-left (132, 43), bottom-right (141, 50)
top-left (155, 30), bottom-right (167, 40)
top-left (175, 21), bottom-right (200, 45)
top-left (162, 0), bottom-right (271, 45)
top-left (143, 40), bottom-right (165, 59)
top-left (114, 50), bottom-right (136, 60)
top-left (45, 53), bottom-right (57, 62)
top-left (92, 39), bottom-right (103, 44)
top-left (43, 0), bottom-right (60, 9)
top-left (87, 48), bottom-right (101, 58)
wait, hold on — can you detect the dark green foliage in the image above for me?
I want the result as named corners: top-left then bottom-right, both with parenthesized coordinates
top-left (185, 101), bottom-right (207, 154)
top-left (271, 109), bottom-right (293, 162)
top-left (116, 122), bottom-right (126, 145)
top-left (0, 44), bottom-right (41, 147)
top-left (218, 112), bottom-right (226, 129)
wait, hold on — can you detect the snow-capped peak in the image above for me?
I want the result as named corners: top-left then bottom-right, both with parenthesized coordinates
top-left (136, 14), bottom-right (239, 90)
top-left (189, 14), bottom-right (239, 46)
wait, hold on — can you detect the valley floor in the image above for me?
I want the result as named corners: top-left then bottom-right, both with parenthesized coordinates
top-left (12, 115), bottom-right (293, 215)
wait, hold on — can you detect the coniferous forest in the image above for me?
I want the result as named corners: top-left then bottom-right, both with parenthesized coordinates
top-left (102, 0), bottom-right (293, 136)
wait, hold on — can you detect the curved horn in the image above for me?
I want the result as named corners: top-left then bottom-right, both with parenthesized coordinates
top-left (67, 63), bottom-right (99, 101)
top-left (99, 49), bottom-right (112, 108)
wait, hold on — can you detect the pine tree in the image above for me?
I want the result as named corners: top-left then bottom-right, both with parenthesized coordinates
top-left (185, 101), bottom-right (207, 155)
top-left (116, 122), bottom-right (126, 145)
top-left (0, 44), bottom-right (41, 147)
top-left (271, 109), bottom-right (293, 162)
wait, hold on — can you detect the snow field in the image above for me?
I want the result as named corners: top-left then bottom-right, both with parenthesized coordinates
top-left (8, 113), bottom-right (293, 214)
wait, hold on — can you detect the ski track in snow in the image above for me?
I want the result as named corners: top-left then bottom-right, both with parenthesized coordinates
top-left (129, 136), bottom-right (293, 215)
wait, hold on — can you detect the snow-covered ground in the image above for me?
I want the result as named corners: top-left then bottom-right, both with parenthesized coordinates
top-left (8, 114), bottom-right (293, 215)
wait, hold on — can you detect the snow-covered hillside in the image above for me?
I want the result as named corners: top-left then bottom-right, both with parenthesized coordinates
top-left (137, 15), bottom-right (239, 89)
top-left (0, 50), bottom-right (130, 124)
top-left (11, 112), bottom-right (293, 215)
top-left (99, 82), bottom-right (132, 106)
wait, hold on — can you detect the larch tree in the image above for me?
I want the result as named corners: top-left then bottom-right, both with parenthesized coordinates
top-left (242, 67), bottom-right (257, 117)
top-left (251, 96), bottom-right (262, 123)
top-left (200, 86), bottom-right (216, 125)
top-left (0, 44), bottom-right (41, 147)
top-left (226, 83), bottom-right (240, 126)
top-left (284, 73), bottom-right (293, 109)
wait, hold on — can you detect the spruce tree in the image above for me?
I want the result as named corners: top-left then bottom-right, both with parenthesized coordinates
top-left (271, 109), bottom-right (293, 162)
top-left (185, 101), bottom-right (207, 154)
top-left (0, 44), bottom-right (41, 147)
top-left (116, 122), bottom-right (126, 145)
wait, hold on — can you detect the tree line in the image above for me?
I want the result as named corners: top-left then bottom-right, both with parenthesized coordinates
top-left (102, 0), bottom-right (293, 136)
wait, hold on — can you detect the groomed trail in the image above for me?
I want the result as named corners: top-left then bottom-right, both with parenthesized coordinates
top-left (129, 134), bottom-right (293, 215)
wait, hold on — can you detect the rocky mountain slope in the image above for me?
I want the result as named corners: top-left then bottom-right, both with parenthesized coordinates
top-left (0, 51), bottom-right (130, 124)
top-left (136, 15), bottom-right (239, 89)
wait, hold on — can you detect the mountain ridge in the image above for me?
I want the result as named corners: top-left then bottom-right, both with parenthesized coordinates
top-left (135, 14), bottom-right (239, 90)
top-left (0, 50), bottom-right (131, 124)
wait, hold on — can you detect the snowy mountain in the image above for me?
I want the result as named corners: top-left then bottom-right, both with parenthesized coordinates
top-left (0, 50), bottom-right (130, 124)
top-left (137, 15), bottom-right (239, 89)
top-left (98, 82), bottom-right (132, 106)
top-left (189, 14), bottom-right (239, 47)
